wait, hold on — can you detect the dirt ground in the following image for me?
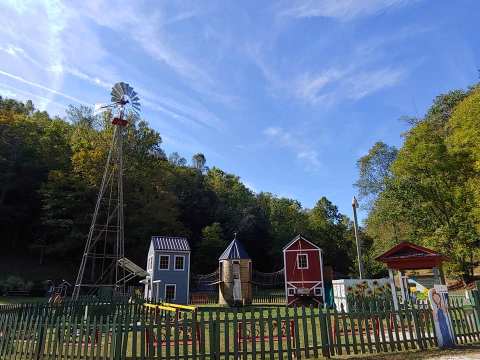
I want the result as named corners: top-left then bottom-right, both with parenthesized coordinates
top-left (340, 344), bottom-right (480, 359)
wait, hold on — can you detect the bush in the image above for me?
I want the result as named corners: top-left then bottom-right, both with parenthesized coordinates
top-left (0, 275), bottom-right (34, 295)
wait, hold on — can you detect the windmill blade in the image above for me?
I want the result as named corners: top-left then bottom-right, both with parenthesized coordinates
top-left (109, 81), bottom-right (141, 117)
top-left (111, 82), bottom-right (124, 103)
top-left (120, 82), bottom-right (128, 95)
top-left (93, 103), bottom-right (112, 115)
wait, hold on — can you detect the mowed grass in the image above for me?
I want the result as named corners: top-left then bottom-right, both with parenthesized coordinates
top-left (0, 296), bottom-right (47, 305)
top-left (340, 343), bottom-right (480, 359)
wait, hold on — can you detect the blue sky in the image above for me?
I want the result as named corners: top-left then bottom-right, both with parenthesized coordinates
top-left (0, 0), bottom-right (479, 221)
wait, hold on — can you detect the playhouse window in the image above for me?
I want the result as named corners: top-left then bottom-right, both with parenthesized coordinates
top-left (288, 288), bottom-right (296, 296)
top-left (297, 254), bottom-right (308, 269)
top-left (159, 255), bottom-right (170, 270)
top-left (165, 284), bottom-right (176, 301)
top-left (174, 255), bottom-right (185, 271)
top-left (314, 287), bottom-right (322, 296)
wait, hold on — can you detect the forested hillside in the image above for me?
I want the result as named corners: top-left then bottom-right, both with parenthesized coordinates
top-left (357, 85), bottom-right (480, 282)
top-left (0, 97), bottom-right (363, 282)
top-left (3, 82), bottom-right (479, 286)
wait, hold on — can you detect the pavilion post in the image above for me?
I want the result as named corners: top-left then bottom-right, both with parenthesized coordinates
top-left (388, 268), bottom-right (399, 311)
top-left (432, 266), bottom-right (443, 285)
top-left (399, 271), bottom-right (409, 303)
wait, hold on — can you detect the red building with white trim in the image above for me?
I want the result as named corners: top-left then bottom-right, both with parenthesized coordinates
top-left (283, 235), bottom-right (325, 306)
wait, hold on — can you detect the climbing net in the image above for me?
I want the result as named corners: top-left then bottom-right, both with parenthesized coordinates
top-left (191, 269), bottom-right (219, 292)
top-left (191, 268), bottom-right (285, 292)
top-left (252, 269), bottom-right (285, 288)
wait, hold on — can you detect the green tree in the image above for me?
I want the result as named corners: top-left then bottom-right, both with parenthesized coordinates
top-left (195, 223), bottom-right (226, 272)
top-left (364, 88), bottom-right (479, 281)
top-left (354, 141), bottom-right (397, 210)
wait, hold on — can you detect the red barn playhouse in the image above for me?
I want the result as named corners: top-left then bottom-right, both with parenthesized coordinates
top-left (283, 234), bottom-right (325, 306)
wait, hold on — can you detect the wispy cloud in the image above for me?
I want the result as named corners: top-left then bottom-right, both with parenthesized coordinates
top-left (0, 81), bottom-right (67, 110)
top-left (264, 127), bottom-right (321, 170)
top-left (279, 0), bottom-right (414, 21)
top-left (295, 66), bottom-right (405, 105)
top-left (77, 2), bottom-right (214, 88)
top-left (0, 69), bottom-right (88, 105)
top-left (0, 1), bottom-right (225, 131)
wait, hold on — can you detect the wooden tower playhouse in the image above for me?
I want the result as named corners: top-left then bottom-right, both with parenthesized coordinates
top-left (283, 234), bottom-right (325, 306)
top-left (218, 234), bottom-right (252, 306)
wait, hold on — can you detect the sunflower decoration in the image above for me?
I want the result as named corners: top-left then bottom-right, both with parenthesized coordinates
top-left (372, 280), bottom-right (379, 287)
top-left (346, 286), bottom-right (354, 294)
top-left (365, 288), bottom-right (374, 297)
top-left (374, 286), bottom-right (384, 295)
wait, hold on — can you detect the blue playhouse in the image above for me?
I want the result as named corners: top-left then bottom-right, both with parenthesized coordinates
top-left (144, 236), bottom-right (191, 304)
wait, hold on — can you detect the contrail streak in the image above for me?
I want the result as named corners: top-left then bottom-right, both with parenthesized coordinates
top-left (0, 69), bottom-right (89, 105)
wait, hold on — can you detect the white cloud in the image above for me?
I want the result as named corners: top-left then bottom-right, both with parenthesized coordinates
top-left (0, 1), bottom-right (226, 131)
top-left (280, 0), bottom-right (414, 21)
top-left (76, 1), bottom-right (213, 87)
top-left (242, 180), bottom-right (257, 193)
top-left (0, 69), bottom-right (88, 105)
top-left (0, 81), bottom-right (67, 110)
top-left (264, 127), bottom-right (321, 170)
top-left (295, 66), bottom-right (405, 104)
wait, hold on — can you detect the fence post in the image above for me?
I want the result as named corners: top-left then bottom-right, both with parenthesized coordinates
top-left (472, 290), bottom-right (480, 329)
top-left (319, 306), bottom-right (330, 358)
top-left (411, 305), bottom-right (425, 350)
top-left (35, 307), bottom-right (48, 360)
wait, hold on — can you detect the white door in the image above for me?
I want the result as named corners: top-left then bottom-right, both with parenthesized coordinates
top-left (232, 262), bottom-right (242, 301)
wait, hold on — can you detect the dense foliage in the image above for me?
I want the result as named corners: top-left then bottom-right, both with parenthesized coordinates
top-left (357, 86), bottom-right (480, 281)
top-left (0, 97), bottom-right (364, 281)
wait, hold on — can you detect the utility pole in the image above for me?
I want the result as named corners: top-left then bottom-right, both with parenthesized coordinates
top-left (352, 196), bottom-right (364, 279)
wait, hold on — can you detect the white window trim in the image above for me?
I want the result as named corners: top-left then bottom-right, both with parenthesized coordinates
top-left (165, 283), bottom-right (176, 301)
top-left (314, 287), bottom-right (323, 296)
top-left (297, 253), bottom-right (309, 269)
top-left (174, 255), bottom-right (185, 271)
top-left (159, 255), bottom-right (170, 270)
top-left (288, 287), bottom-right (296, 296)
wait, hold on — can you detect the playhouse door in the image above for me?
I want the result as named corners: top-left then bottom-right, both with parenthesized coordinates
top-left (233, 261), bottom-right (242, 301)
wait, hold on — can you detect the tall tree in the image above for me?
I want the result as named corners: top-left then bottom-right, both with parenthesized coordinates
top-left (354, 142), bottom-right (397, 210)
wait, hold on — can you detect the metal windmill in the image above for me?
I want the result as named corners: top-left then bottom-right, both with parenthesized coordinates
top-left (73, 82), bottom-right (140, 299)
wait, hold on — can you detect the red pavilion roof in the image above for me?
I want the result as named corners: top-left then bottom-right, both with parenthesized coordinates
top-left (375, 241), bottom-right (446, 270)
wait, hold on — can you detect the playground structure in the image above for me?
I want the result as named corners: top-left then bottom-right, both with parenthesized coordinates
top-left (218, 234), bottom-right (253, 306)
top-left (185, 234), bottom-right (326, 307)
top-left (283, 235), bottom-right (325, 306)
top-left (144, 236), bottom-right (191, 304)
top-left (376, 241), bottom-right (447, 310)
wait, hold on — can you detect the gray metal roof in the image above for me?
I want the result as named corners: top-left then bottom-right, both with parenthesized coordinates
top-left (219, 237), bottom-right (250, 260)
top-left (151, 236), bottom-right (190, 251)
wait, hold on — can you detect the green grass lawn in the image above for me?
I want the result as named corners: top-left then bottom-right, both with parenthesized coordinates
top-left (340, 343), bottom-right (480, 359)
top-left (0, 296), bottom-right (47, 305)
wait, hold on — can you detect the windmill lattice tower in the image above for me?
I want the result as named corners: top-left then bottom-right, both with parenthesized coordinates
top-left (73, 82), bottom-right (140, 300)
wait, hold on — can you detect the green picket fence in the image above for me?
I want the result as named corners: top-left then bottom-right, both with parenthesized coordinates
top-left (1, 292), bottom-right (480, 359)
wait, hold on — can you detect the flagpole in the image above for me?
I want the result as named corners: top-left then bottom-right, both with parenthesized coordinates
top-left (352, 196), bottom-right (364, 279)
